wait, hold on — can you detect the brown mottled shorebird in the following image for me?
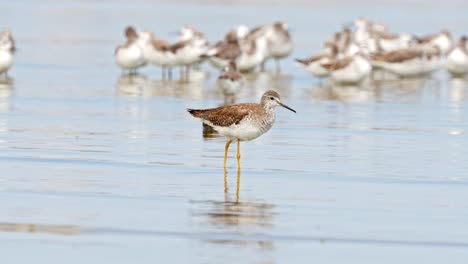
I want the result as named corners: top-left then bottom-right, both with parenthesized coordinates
top-left (217, 61), bottom-right (243, 103)
top-left (188, 90), bottom-right (296, 169)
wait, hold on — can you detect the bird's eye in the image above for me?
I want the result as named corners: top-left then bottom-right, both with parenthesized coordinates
top-left (270, 97), bottom-right (274, 100)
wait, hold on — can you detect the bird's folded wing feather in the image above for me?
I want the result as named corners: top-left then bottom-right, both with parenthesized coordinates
top-left (188, 104), bottom-right (254, 127)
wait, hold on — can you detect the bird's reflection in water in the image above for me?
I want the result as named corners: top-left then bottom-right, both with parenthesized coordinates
top-left (168, 81), bottom-right (198, 98)
top-left (115, 73), bottom-right (151, 97)
top-left (244, 71), bottom-right (293, 100)
top-left (0, 76), bottom-right (13, 89)
top-left (224, 167), bottom-right (241, 202)
top-left (191, 167), bottom-right (275, 251)
top-left (373, 77), bottom-right (428, 102)
top-left (370, 68), bottom-right (402, 82)
top-left (180, 68), bottom-right (210, 84)
top-left (308, 75), bottom-right (432, 103)
top-left (0, 76), bottom-right (13, 113)
top-left (370, 67), bottom-right (439, 98)
top-left (449, 77), bottom-right (468, 104)
top-left (447, 77), bottom-right (466, 136)
top-left (310, 81), bottom-right (374, 102)
top-left (161, 68), bottom-right (208, 97)
top-left (115, 69), bottom-right (207, 98)
top-left (202, 123), bottom-right (220, 140)
top-left (219, 71), bottom-right (293, 110)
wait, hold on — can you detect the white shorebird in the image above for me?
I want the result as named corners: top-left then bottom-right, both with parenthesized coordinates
top-left (321, 53), bottom-right (371, 84)
top-left (354, 18), bottom-right (388, 36)
top-left (446, 36), bottom-right (468, 76)
top-left (353, 18), bottom-right (372, 47)
top-left (370, 47), bottom-right (443, 77)
top-left (188, 90), bottom-right (296, 169)
top-left (353, 18), bottom-right (394, 55)
top-left (416, 30), bottom-right (453, 55)
top-left (330, 27), bottom-right (355, 56)
top-left (205, 25), bottom-right (249, 69)
top-left (0, 29), bottom-right (15, 76)
top-left (263, 21), bottom-right (293, 72)
top-left (236, 28), bottom-right (269, 73)
top-left (115, 26), bottom-right (147, 74)
top-left (217, 61), bottom-right (244, 103)
top-left (354, 18), bottom-right (385, 51)
top-left (295, 54), bottom-right (334, 78)
top-left (295, 43), bottom-right (338, 78)
top-left (137, 31), bottom-right (177, 80)
top-left (340, 28), bottom-right (361, 58)
top-left (321, 28), bottom-right (360, 59)
top-left (372, 31), bottom-right (414, 52)
top-left (172, 26), bottom-right (209, 81)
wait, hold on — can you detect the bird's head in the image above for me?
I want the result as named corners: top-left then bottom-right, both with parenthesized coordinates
top-left (261, 90), bottom-right (296, 113)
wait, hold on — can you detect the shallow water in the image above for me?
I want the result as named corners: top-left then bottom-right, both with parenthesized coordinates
top-left (1, 1), bottom-right (468, 263)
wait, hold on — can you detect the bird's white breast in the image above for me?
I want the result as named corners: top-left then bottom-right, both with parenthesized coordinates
top-left (0, 50), bottom-right (13, 73)
top-left (207, 110), bottom-right (276, 141)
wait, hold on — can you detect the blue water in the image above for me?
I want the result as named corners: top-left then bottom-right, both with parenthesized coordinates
top-left (1, 0), bottom-right (468, 263)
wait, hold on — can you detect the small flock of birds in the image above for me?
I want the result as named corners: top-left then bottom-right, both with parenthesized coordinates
top-left (295, 18), bottom-right (468, 84)
top-left (114, 17), bottom-right (468, 102)
top-left (114, 22), bottom-right (292, 83)
top-left (2, 17), bottom-right (468, 88)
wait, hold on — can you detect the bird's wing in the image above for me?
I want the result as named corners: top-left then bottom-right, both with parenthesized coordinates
top-left (321, 57), bottom-right (353, 70)
top-left (169, 40), bottom-right (189, 53)
top-left (188, 104), bottom-right (254, 127)
top-left (371, 49), bottom-right (421, 63)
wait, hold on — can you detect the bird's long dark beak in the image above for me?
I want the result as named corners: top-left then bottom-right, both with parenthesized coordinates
top-left (279, 102), bottom-right (296, 113)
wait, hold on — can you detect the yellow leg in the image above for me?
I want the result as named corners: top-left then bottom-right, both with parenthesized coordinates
top-left (224, 140), bottom-right (232, 169)
top-left (236, 139), bottom-right (241, 169)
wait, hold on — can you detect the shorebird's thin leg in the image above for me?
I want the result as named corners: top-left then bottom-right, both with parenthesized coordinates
top-left (230, 95), bottom-right (236, 104)
top-left (260, 61), bottom-right (266, 72)
top-left (162, 66), bottom-right (166, 81)
top-left (224, 140), bottom-right (232, 169)
top-left (179, 67), bottom-right (184, 82)
top-left (168, 67), bottom-right (173, 80)
top-left (236, 139), bottom-right (241, 168)
top-left (185, 66), bottom-right (190, 82)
